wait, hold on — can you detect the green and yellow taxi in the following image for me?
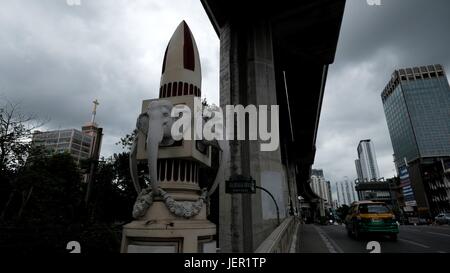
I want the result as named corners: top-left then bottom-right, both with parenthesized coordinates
top-left (345, 201), bottom-right (399, 241)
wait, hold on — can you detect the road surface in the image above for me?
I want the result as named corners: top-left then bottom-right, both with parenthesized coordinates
top-left (297, 224), bottom-right (450, 253)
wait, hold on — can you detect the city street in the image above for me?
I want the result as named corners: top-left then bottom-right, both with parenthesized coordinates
top-left (297, 224), bottom-right (450, 253)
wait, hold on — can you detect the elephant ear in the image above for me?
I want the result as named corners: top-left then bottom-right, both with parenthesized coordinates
top-left (136, 113), bottom-right (149, 149)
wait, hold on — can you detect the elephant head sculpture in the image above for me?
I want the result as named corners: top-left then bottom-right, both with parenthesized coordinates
top-left (129, 99), bottom-right (226, 219)
top-left (129, 100), bottom-right (174, 196)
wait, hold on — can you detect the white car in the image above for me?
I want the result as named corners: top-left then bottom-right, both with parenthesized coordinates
top-left (435, 213), bottom-right (450, 225)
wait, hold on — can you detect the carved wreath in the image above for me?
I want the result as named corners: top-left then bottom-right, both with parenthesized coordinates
top-left (132, 188), bottom-right (208, 219)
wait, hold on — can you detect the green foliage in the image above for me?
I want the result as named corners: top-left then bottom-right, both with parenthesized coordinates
top-left (116, 133), bottom-right (135, 151)
top-left (0, 147), bottom-right (137, 253)
top-left (16, 150), bottom-right (84, 225)
top-left (88, 152), bottom-right (135, 224)
top-left (0, 100), bottom-right (138, 253)
top-left (0, 150), bottom-right (85, 253)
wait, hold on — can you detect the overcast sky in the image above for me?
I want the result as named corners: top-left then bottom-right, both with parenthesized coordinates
top-left (0, 0), bottom-right (220, 159)
top-left (1, 0), bottom-right (450, 195)
top-left (314, 0), bottom-right (450, 188)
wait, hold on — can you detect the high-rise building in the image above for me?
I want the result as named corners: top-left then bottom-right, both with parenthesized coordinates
top-left (336, 182), bottom-right (341, 206)
top-left (355, 159), bottom-right (364, 182)
top-left (355, 140), bottom-right (380, 182)
top-left (336, 180), bottom-right (358, 206)
top-left (382, 64), bottom-right (450, 216)
top-left (310, 170), bottom-right (333, 218)
top-left (345, 180), bottom-right (352, 204)
top-left (32, 126), bottom-right (101, 164)
top-left (340, 183), bottom-right (347, 205)
top-left (326, 181), bottom-right (333, 208)
top-left (32, 99), bottom-right (102, 165)
top-left (351, 181), bottom-right (357, 202)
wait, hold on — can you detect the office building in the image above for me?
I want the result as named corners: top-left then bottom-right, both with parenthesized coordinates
top-left (32, 101), bottom-right (103, 166)
top-left (355, 140), bottom-right (381, 182)
top-left (32, 128), bottom-right (94, 163)
top-left (355, 159), bottom-right (364, 182)
top-left (336, 180), bottom-right (357, 206)
top-left (310, 170), bottom-right (333, 219)
top-left (382, 64), bottom-right (450, 216)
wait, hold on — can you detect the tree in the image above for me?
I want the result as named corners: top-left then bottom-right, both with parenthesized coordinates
top-left (0, 123), bottom-right (140, 253)
top-left (0, 100), bottom-right (45, 178)
top-left (0, 100), bottom-right (46, 222)
top-left (87, 153), bottom-right (135, 224)
top-left (0, 150), bottom-right (84, 253)
top-left (116, 133), bottom-right (134, 151)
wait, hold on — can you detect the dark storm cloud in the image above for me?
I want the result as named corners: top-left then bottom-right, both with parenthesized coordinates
top-left (336, 0), bottom-right (450, 70)
top-left (314, 0), bottom-right (450, 194)
top-left (0, 0), bottom-right (219, 157)
top-left (1, 0), bottom-right (448, 189)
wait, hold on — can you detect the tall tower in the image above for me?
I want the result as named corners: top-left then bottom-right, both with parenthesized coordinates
top-left (122, 21), bottom-right (216, 253)
top-left (382, 64), bottom-right (450, 215)
top-left (355, 159), bottom-right (363, 182)
top-left (357, 140), bottom-right (380, 181)
top-left (340, 183), bottom-right (346, 205)
top-left (351, 181), bottom-right (357, 202)
top-left (336, 182), bottom-right (341, 206)
top-left (345, 180), bottom-right (352, 204)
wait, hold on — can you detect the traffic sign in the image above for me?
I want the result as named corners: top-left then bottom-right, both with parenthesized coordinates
top-left (225, 175), bottom-right (256, 194)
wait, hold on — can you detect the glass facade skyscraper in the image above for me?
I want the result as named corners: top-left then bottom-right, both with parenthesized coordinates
top-left (382, 64), bottom-right (450, 216)
top-left (382, 64), bottom-right (450, 167)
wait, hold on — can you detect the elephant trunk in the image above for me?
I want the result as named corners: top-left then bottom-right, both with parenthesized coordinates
top-left (147, 117), bottom-right (165, 195)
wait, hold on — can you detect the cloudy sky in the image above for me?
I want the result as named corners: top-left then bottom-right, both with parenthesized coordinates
top-left (0, 0), bottom-right (220, 158)
top-left (313, 0), bottom-right (450, 187)
top-left (1, 0), bottom-right (449, 192)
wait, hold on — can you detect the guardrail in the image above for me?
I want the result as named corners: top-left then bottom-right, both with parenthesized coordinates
top-left (255, 216), bottom-right (299, 253)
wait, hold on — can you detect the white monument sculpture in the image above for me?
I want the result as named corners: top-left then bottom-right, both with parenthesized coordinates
top-left (121, 21), bottom-right (222, 253)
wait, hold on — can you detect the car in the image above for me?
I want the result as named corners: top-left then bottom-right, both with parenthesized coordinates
top-left (345, 201), bottom-right (399, 241)
top-left (435, 213), bottom-right (450, 225)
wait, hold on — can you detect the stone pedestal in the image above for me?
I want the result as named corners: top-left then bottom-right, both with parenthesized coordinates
top-left (121, 201), bottom-right (216, 253)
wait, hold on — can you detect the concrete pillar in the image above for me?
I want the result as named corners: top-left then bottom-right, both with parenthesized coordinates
top-left (218, 19), bottom-right (288, 252)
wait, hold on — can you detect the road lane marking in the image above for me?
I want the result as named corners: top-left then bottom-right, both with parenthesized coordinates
top-left (437, 251), bottom-right (446, 253)
top-left (427, 232), bottom-right (450, 238)
top-left (325, 232), bottom-right (345, 254)
top-left (313, 225), bottom-right (337, 253)
top-left (399, 239), bottom-right (430, 249)
top-left (313, 225), bottom-right (344, 253)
